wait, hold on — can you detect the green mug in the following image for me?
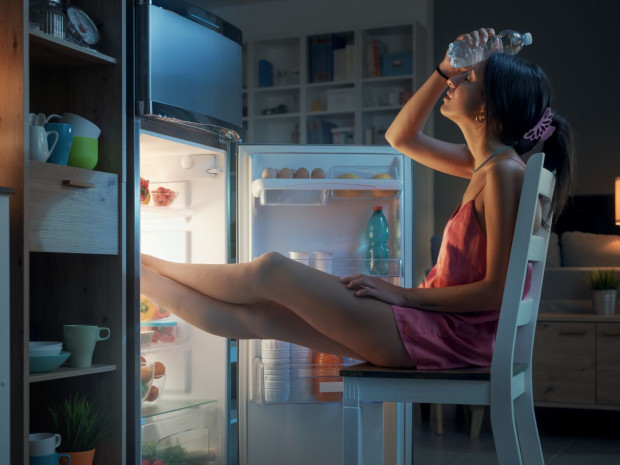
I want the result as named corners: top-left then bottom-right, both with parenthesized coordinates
top-left (63, 325), bottom-right (110, 368)
top-left (67, 136), bottom-right (98, 170)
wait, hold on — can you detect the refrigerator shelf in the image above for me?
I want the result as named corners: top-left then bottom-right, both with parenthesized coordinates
top-left (141, 204), bottom-right (192, 219)
top-left (251, 178), bottom-right (402, 205)
top-left (142, 398), bottom-right (218, 420)
top-left (288, 257), bottom-right (403, 281)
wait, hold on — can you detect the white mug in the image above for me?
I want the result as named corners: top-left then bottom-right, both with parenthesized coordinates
top-left (29, 432), bottom-right (61, 456)
top-left (29, 125), bottom-right (59, 162)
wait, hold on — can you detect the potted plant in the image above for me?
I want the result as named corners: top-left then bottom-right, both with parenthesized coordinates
top-left (48, 393), bottom-right (109, 465)
top-left (586, 269), bottom-right (618, 316)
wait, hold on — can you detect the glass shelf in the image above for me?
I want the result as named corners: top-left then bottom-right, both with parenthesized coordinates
top-left (142, 398), bottom-right (218, 420)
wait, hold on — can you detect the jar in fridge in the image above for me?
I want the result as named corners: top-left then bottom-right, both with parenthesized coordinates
top-left (312, 352), bottom-right (343, 402)
top-left (30, 0), bottom-right (66, 39)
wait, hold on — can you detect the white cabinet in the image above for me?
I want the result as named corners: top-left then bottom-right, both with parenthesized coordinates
top-left (243, 23), bottom-right (428, 145)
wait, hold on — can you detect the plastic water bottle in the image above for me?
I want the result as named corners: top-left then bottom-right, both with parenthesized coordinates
top-left (367, 205), bottom-right (389, 275)
top-left (448, 30), bottom-right (533, 68)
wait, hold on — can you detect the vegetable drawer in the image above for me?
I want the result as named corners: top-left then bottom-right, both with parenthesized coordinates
top-left (28, 161), bottom-right (118, 254)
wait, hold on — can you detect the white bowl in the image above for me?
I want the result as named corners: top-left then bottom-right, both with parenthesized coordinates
top-left (60, 112), bottom-right (101, 139)
top-left (29, 341), bottom-right (63, 357)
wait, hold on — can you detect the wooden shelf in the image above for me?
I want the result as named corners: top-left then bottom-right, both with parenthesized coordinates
top-left (29, 30), bottom-right (117, 67)
top-left (29, 363), bottom-right (117, 383)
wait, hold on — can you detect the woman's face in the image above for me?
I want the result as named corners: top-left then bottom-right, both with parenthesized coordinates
top-left (440, 61), bottom-right (486, 124)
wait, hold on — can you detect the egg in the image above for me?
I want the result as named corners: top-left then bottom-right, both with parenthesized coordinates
top-left (261, 167), bottom-right (277, 179)
top-left (311, 168), bottom-right (326, 179)
top-left (294, 167), bottom-right (310, 178)
top-left (277, 168), bottom-right (294, 178)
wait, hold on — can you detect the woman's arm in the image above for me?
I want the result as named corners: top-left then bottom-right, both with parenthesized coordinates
top-left (385, 28), bottom-right (494, 179)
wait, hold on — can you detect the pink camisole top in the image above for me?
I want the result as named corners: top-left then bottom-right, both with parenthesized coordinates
top-left (391, 163), bottom-right (531, 369)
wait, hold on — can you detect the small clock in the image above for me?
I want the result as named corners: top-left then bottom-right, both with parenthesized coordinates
top-left (65, 6), bottom-right (100, 48)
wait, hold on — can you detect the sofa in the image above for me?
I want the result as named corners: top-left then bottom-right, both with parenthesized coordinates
top-left (540, 231), bottom-right (620, 313)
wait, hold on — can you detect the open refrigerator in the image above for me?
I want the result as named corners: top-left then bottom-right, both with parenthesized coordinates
top-left (138, 135), bottom-right (416, 465)
top-left (134, 1), bottom-right (424, 463)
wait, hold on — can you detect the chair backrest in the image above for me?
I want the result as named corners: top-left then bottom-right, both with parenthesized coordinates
top-left (491, 153), bottom-right (555, 381)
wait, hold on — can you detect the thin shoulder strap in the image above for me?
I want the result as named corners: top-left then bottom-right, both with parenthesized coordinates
top-left (472, 158), bottom-right (527, 200)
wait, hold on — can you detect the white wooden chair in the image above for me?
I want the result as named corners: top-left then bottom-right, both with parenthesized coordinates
top-left (341, 152), bottom-right (554, 465)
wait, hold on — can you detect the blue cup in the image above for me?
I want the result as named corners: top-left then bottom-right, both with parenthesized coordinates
top-left (29, 453), bottom-right (71, 465)
top-left (44, 122), bottom-right (73, 165)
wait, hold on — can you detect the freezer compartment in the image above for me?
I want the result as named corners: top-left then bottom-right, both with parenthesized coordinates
top-left (142, 402), bottom-right (221, 465)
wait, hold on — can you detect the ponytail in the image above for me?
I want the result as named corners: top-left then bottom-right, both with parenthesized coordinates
top-left (541, 113), bottom-right (575, 224)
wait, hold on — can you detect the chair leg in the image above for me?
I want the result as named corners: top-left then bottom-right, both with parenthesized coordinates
top-left (343, 380), bottom-right (363, 465)
top-left (490, 401), bottom-right (523, 465)
top-left (470, 405), bottom-right (485, 437)
top-left (514, 392), bottom-right (544, 465)
top-left (432, 403), bottom-right (443, 435)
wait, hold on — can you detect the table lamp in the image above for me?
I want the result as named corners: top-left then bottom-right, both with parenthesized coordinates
top-left (616, 177), bottom-right (620, 225)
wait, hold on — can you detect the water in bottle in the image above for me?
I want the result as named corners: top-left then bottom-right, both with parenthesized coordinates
top-left (448, 30), bottom-right (532, 68)
top-left (367, 205), bottom-right (389, 275)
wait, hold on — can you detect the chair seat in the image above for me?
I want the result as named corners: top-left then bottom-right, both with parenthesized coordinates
top-left (340, 362), bottom-right (527, 381)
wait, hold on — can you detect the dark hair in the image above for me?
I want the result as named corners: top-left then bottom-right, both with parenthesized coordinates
top-left (483, 53), bottom-right (574, 224)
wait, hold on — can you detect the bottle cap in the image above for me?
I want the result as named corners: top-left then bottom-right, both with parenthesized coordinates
top-left (373, 205), bottom-right (383, 211)
top-left (523, 32), bottom-right (533, 46)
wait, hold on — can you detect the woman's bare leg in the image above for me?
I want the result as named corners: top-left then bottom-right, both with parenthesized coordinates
top-left (141, 265), bottom-right (365, 358)
top-left (142, 252), bottom-right (413, 367)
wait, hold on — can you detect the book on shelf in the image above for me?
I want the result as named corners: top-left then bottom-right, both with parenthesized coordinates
top-left (364, 126), bottom-right (389, 145)
top-left (333, 43), bottom-right (355, 81)
top-left (258, 59), bottom-right (274, 87)
top-left (331, 126), bottom-right (354, 145)
top-left (307, 119), bottom-right (337, 144)
top-left (364, 38), bottom-right (383, 78)
top-left (308, 33), bottom-right (348, 83)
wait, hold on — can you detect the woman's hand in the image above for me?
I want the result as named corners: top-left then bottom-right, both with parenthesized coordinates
top-left (340, 274), bottom-right (406, 306)
top-left (438, 27), bottom-right (496, 76)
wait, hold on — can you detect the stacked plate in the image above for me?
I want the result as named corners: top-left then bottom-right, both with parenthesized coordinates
top-left (290, 344), bottom-right (314, 402)
top-left (29, 341), bottom-right (71, 373)
top-left (261, 339), bottom-right (290, 402)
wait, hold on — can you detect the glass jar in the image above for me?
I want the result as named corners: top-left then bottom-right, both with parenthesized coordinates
top-left (29, 0), bottom-right (65, 40)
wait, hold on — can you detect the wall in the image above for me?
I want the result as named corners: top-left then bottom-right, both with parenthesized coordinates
top-left (203, 0), bottom-right (620, 234)
top-left (203, 0), bottom-right (430, 39)
top-left (433, 0), bottom-right (620, 231)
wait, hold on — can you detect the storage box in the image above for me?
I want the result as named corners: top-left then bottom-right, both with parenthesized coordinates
top-left (326, 88), bottom-right (355, 112)
top-left (141, 320), bottom-right (177, 345)
top-left (382, 51), bottom-right (413, 76)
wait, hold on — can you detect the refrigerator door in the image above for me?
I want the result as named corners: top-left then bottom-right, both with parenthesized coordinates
top-left (236, 144), bottom-right (415, 465)
top-left (137, 121), bottom-right (239, 465)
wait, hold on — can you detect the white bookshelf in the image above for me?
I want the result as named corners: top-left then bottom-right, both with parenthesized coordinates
top-left (242, 22), bottom-right (428, 145)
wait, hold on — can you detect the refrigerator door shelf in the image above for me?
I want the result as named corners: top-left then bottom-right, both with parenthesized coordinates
top-left (285, 257), bottom-right (403, 283)
top-left (252, 357), bottom-right (361, 405)
top-left (251, 178), bottom-right (402, 206)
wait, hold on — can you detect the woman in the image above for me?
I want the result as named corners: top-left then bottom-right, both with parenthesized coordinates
top-left (141, 28), bottom-right (574, 369)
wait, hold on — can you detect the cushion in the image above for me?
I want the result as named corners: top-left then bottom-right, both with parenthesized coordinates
top-left (560, 231), bottom-right (620, 267)
top-left (546, 232), bottom-right (561, 267)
